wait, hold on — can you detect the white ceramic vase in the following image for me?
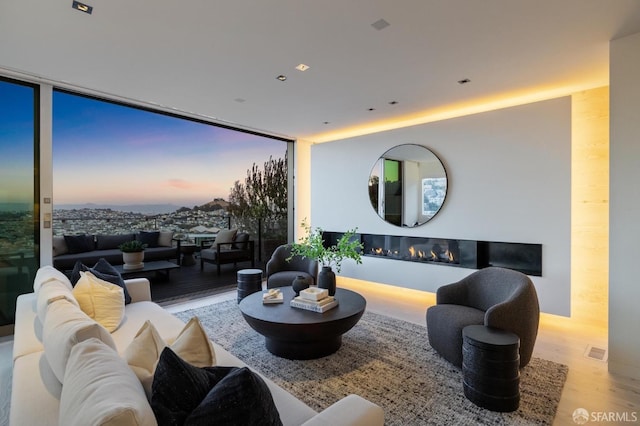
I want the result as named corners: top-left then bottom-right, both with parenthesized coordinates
top-left (122, 251), bottom-right (144, 270)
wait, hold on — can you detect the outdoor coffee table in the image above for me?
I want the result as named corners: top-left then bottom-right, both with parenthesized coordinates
top-left (114, 260), bottom-right (180, 279)
top-left (238, 286), bottom-right (366, 359)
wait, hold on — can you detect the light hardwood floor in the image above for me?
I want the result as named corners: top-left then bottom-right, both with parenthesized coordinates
top-left (166, 278), bottom-right (640, 426)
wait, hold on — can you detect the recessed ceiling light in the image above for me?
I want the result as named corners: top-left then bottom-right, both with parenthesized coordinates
top-left (372, 19), bottom-right (390, 31)
top-left (368, 108), bottom-right (376, 111)
top-left (276, 75), bottom-right (287, 81)
top-left (234, 98), bottom-right (246, 103)
top-left (295, 64), bottom-right (310, 72)
top-left (323, 121), bottom-right (330, 125)
top-left (72, 0), bottom-right (93, 14)
top-left (458, 78), bottom-right (471, 85)
top-left (388, 101), bottom-right (398, 105)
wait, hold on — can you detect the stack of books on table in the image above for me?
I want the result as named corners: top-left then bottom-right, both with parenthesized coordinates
top-left (290, 287), bottom-right (339, 313)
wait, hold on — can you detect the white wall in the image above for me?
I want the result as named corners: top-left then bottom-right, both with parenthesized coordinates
top-left (311, 98), bottom-right (571, 316)
top-left (609, 32), bottom-right (640, 380)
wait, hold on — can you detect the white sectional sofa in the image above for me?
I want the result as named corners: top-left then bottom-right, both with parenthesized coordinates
top-left (10, 266), bottom-right (384, 425)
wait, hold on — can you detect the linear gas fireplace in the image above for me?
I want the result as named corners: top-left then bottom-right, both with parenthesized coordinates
top-left (323, 232), bottom-right (542, 276)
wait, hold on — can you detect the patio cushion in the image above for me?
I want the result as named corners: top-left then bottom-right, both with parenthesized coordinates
top-left (96, 234), bottom-right (135, 250)
top-left (64, 235), bottom-right (95, 254)
top-left (137, 231), bottom-right (160, 248)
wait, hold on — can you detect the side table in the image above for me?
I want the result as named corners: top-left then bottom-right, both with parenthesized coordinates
top-left (237, 268), bottom-right (263, 303)
top-left (462, 325), bottom-right (520, 412)
top-left (180, 244), bottom-right (198, 266)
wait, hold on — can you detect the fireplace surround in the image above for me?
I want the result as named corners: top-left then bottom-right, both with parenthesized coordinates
top-left (323, 231), bottom-right (542, 276)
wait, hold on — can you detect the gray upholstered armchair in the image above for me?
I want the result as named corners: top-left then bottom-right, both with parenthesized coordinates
top-left (266, 244), bottom-right (318, 289)
top-left (426, 267), bottom-right (540, 368)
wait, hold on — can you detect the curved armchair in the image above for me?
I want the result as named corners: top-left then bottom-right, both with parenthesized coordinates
top-left (426, 267), bottom-right (539, 368)
top-left (266, 244), bottom-right (318, 289)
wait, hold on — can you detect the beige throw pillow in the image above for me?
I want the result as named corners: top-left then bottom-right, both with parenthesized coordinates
top-left (213, 229), bottom-right (237, 246)
top-left (72, 271), bottom-right (125, 332)
top-left (125, 317), bottom-right (216, 398)
top-left (60, 338), bottom-right (156, 426)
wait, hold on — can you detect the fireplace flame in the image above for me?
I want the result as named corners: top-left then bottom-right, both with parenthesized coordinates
top-left (430, 250), bottom-right (438, 260)
top-left (446, 250), bottom-right (454, 262)
top-left (409, 246), bottom-right (416, 258)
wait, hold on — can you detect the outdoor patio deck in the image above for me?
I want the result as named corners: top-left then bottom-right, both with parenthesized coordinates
top-left (140, 257), bottom-right (265, 306)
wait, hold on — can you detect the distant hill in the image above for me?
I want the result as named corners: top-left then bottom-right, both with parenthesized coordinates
top-left (55, 203), bottom-right (183, 215)
top-left (55, 199), bottom-right (230, 215)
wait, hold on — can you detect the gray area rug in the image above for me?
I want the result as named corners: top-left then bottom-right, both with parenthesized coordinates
top-left (0, 341), bottom-right (12, 426)
top-left (175, 300), bottom-right (568, 425)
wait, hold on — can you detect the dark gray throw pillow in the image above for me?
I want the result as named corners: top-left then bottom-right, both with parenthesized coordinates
top-left (70, 258), bottom-right (132, 304)
top-left (137, 231), bottom-right (160, 248)
top-left (63, 235), bottom-right (94, 254)
top-left (151, 348), bottom-right (282, 426)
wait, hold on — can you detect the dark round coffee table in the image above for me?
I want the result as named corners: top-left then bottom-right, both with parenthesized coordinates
top-left (238, 286), bottom-right (366, 359)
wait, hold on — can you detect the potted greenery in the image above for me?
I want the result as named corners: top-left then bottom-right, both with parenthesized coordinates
top-left (288, 219), bottom-right (363, 295)
top-left (119, 240), bottom-right (148, 270)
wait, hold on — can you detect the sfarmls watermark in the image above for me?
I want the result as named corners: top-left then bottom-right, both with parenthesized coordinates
top-left (573, 408), bottom-right (638, 424)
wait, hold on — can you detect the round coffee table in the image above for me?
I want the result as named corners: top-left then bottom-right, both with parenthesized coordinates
top-left (238, 287), bottom-right (366, 359)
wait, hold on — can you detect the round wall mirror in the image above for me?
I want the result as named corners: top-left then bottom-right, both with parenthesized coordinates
top-left (368, 144), bottom-right (447, 227)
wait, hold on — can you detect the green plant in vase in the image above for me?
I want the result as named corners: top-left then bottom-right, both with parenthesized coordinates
top-left (119, 240), bottom-right (148, 270)
top-left (288, 219), bottom-right (363, 295)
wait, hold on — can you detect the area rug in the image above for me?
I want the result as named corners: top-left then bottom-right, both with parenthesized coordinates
top-left (175, 300), bottom-right (568, 426)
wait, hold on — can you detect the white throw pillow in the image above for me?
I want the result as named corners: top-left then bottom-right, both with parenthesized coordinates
top-left (36, 278), bottom-right (78, 322)
top-left (125, 317), bottom-right (216, 398)
top-left (60, 338), bottom-right (156, 426)
top-left (43, 298), bottom-right (116, 383)
top-left (73, 271), bottom-right (125, 332)
top-left (33, 265), bottom-right (73, 295)
top-left (213, 229), bottom-right (237, 246)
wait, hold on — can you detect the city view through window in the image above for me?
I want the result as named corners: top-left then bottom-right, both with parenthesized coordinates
top-left (0, 82), bottom-right (289, 327)
top-left (52, 91), bottom-right (290, 257)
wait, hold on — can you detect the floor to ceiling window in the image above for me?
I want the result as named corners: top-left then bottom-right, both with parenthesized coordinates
top-left (0, 77), bottom-right (39, 332)
top-left (52, 90), bottom-right (290, 263)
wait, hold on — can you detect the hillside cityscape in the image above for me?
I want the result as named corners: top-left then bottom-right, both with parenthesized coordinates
top-left (53, 199), bottom-right (233, 240)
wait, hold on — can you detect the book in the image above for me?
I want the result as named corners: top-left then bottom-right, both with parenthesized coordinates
top-left (292, 295), bottom-right (335, 307)
top-left (290, 298), bottom-right (339, 313)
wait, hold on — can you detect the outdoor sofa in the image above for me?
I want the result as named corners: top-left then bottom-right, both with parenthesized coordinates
top-left (52, 231), bottom-right (180, 271)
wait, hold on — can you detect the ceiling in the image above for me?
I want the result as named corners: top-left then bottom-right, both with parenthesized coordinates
top-left (2, 0), bottom-right (640, 142)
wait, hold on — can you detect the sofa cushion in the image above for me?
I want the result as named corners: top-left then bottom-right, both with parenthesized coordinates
top-left (60, 338), bottom-right (156, 426)
top-left (232, 232), bottom-right (250, 250)
top-left (64, 234), bottom-right (95, 254)
top-left (43, 298), bottom-right (116, 382)
top-left (71, 258), bottom-right (132, 304)
top-left (36, 277), bottom-right (78, 322)
top-left (52, 235), bottom-right (69, 256)
top-left (96, 233), bottom-right (135, 250)
top-left (72, 271), bottom-right (125, 333)
top-left (137, 231), bottom-right (160, 248)
top-left (158, 231), bottom-right (174, 248)
top-left (125, 317), bottom-right (216, 398)
top-left (33, 265), bottom-right (73, 295)
top-left (151, 348), bottom-right (282, 426)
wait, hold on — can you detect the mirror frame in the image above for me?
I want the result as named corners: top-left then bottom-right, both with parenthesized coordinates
top-left (368, 144), bottom-right (447, 227)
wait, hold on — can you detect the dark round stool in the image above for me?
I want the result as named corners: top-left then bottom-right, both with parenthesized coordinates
top-left (237, 269), bottom-right (263, 303)
top-left (462, 325), bottom-right (520, 412)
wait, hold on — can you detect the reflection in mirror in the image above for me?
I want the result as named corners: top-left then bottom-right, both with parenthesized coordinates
top-left (368, 144), bottom-right (447, 227)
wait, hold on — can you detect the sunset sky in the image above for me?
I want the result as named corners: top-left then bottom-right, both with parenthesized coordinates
top-left (51, 91), bottom-right (287, 208)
